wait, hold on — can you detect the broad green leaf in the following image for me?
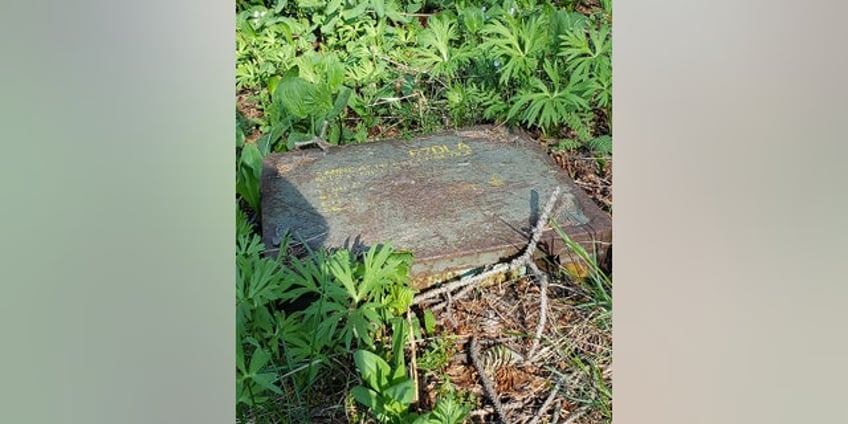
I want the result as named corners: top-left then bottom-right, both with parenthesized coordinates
top-left (252, 372), bottom-right (283, 394)
top-left (237, 142), bottom-right (263, 212)
top-left (373, 0), bottom-right (385, 17)
top-left (296, 0), bottom-right (322, 7)
top-left (325, 0), bottom-right (342, 15)
top-left (240, 142), bottom-right (263, 174)
top-left (273, 0), bottom-right (288, 13)
top-left (273, 76), bottom-right (316, 119)
top-left (236, 381), bottom-right (247, 405)
top-left (256, 132), bottom-right (271, 156)
top-left (390, 318), bottom-right (407, 375)
top-left (353, 349), bottom-right (391, 390)
top-left (327, 121), bottom-right (341, 145)
top-left (236, 342), bottom-right (247, 373)
top-left (322, 55), bottom-right (345, 92)
top-left (423, 309), bottom-right (436, 335)
top-left (351, 385), bottom-right (380, 410)
top-left (551, 10), bottom-right (587, 36)
top-left (236, 125), bottom-right (244, 148)
top-left (266, 75), bottom-right (281, 98)
top-left (342, 1), bottom-right (369, 19)
top-left (383, 379), bottom-right (415, 405)
top-left (405, 0), bottom-right (423, 14)
top-left (327, 86), bottom-right (352, 121)
top-left (248, 348), bottom-right (271, 375)
top-left (320, 14), bottom-right (341, 34)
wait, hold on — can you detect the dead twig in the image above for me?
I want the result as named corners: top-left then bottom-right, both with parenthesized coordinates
top-left (443, 290), bottom-right (458, 327)
top-left (367, 93), bottom-right (421, 107)
top-left (550, 400), bottom-right (562, 424)
top-left (469, 336), bottom-right (510, 424)
top-left (527, 377), bottom-right (564, 424)
top-left (292, 120), bottom-right (331, 152)
top-left (562, 407), bottom-right (589, 424)
top-left (525, 260), bottom-right (549, 361)
top-left (407, 310), bottom-right (419, 404)
top-left (430, 277), bottom-right (478, 312)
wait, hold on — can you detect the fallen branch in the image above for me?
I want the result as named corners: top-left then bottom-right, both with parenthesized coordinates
top-left (525, 259), bottom-right (549, 361)
top-left (414, 262), bottom-right (510, 305)
top-left (413, 187), bottom-right (562, 306)
top-left (469, 336), bottom-right (510, 424)
top-left (430, 282), bottom-right (475, 312)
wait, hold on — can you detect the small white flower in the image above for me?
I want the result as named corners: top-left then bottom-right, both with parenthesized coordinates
top-left (493, 60), bottom-right (501, 69)
top-left (509, 7), bottom-right (515, 15)
top-left (253, 10), bottom-right (259, 18)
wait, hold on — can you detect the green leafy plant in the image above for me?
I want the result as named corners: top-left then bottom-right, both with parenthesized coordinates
top-left (325, 242), bottom-right (414, 349)
top-left (507, 59), bottom-right (591, 136)
top-left (236, 233), bottom-right (287, 410)
top-left (236, 202), bottom-right (255, 239)
top-left (559, 24), bottom-right (610, 82)
top-left (237, 344), bottom-right (285, 408)
top-left (352, 349), bottom-right (416, 422)
top-left (260, 52), bottom-right (353, 151)
top-left (236, 237), bottom-right (418, 419)
top-left (444, 82), bottom-right (502, 127)
top-left (416, 334), bottom-right (453, 373)
top-left (235, 106), bottom-right (271, 215)
top-left (547, 9), bottom-right (589, 47)
top-left (416, 396), bottom-right (470, 424)
top-left (559, 21), bottom-right (612, 110)
top-left (415, 14), bottom-right (473, 81)
top-left (235, 141), bottom-right (264, 214)
top-left (351, 323), bottom-right (417, 423)
top-left (481, 13), bottom-right (550, 86)
top-left (352, 317), bottom-right (470, 424)
top-left (235, 7), bottom-right (309, 91)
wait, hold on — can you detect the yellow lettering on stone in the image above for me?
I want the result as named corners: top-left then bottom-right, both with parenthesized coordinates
top-left (407, 143), bottom-right (473, 161)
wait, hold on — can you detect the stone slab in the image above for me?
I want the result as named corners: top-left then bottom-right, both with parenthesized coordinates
top-left (261, 126), bottom-right (611, 288)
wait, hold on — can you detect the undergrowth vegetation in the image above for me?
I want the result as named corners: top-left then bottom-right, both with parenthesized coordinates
top-left (237, 0), bottom-right (611, 156)
top-left (236, 0), bottom-right (612, 422)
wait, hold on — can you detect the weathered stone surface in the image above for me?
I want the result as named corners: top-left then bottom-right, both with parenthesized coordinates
top-left (261, 126), bottom-right (611, 287)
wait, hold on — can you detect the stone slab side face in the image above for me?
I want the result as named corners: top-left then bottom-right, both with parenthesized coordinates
top-left (261, 126), bottom-right (611, 288)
